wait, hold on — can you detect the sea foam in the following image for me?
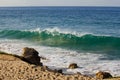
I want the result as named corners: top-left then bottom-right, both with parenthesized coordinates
top-left (0, 39), bottom-right (120, 76)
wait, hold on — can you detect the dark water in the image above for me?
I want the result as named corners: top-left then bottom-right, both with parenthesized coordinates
top-left (0, 7), bottom-right (120, 36)
top-left (0, 7), bottom-right (120, 52)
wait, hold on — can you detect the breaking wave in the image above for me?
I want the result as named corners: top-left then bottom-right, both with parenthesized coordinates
top-left (0, 29), bottom-right (120, 51)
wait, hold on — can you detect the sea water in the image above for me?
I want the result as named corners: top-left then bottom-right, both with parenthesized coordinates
top-left (0, 7), bottom-right (120, 76)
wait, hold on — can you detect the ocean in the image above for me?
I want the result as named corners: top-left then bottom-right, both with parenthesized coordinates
top-left (0, 7), bottom-right (120, 76)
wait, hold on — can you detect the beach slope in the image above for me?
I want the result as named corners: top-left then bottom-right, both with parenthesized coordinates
top-left (0, 52), bottom-right (119, 80)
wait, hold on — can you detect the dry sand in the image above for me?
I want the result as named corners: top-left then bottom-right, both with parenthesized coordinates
top-left (0, 53), bottom-right (119, 80)
top-left (0, 53), bottom-right (95, 80)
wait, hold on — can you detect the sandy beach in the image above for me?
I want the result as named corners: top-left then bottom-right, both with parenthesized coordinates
top-left (0, 52), bottom-right (96, 80)
top-left (0, 50), bottom-right (120, 80)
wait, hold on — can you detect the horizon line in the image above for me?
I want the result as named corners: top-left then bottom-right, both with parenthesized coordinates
top-left (0, 6), bottom-right (120, 8)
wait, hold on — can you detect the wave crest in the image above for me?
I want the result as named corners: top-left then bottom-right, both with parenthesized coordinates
top-left (0, 29), bottom-right (120, 51)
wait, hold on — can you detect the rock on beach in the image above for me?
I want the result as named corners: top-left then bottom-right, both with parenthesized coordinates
top-left (0, 48), bottom-right (118, 80)
top-left (22, 47), bottom-right (43, 66)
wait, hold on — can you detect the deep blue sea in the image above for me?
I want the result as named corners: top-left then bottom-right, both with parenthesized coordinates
top-left (0, 7), bottom-right (120, 76)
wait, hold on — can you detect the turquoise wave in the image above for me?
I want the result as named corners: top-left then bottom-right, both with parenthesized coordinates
top-left (0, 29), bottom-right (120, 51)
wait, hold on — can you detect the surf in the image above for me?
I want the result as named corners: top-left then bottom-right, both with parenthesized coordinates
top-left (0, 29), bottom-right (120, 52)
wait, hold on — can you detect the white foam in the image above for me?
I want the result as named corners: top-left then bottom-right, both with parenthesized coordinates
top-left (24, 27), bottom-right (92, 37)
top-left (0, 39), bottom-right (120, 76)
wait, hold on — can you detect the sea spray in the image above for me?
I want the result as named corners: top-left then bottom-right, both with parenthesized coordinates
top-left (0, 29), bottom-right (120, 52)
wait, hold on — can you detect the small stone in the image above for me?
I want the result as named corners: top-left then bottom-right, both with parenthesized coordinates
top-left (57, 69), bottom-right (62, 74)
top-left (96, 71), bottom-right (112, 79)
top-left (68, 63), bottom-right (78, 69)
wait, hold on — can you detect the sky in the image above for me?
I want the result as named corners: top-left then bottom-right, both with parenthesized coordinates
top-left (0, 0), bottom-right (120, 7)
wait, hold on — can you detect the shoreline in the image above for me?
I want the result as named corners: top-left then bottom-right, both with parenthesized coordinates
top-left (0, 35), bottom-right (120, 77)
top-left (0, 51), bottom-right (95, 80)
top-left (0, 50), bottom-right (120, 80)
